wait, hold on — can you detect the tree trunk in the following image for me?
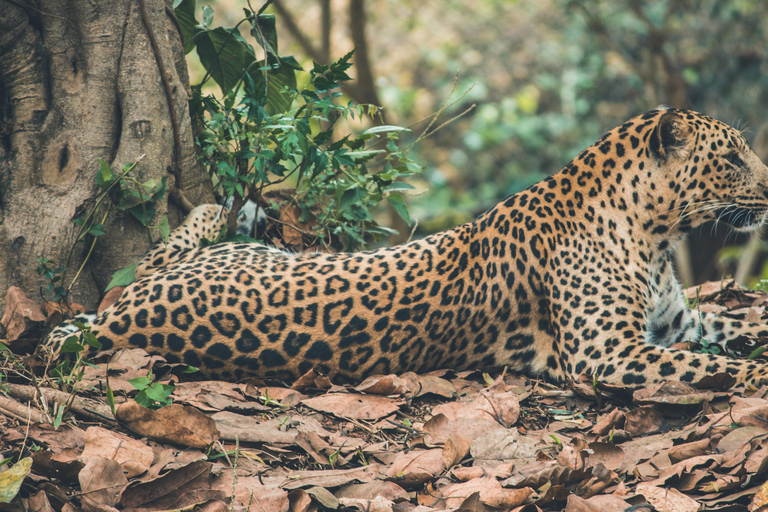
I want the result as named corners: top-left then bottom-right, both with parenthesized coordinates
top-left (0, 0), bottom-right (214, 312)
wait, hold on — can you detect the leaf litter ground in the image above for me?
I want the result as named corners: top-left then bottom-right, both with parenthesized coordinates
top-left (3, 281), bottom-right (768, 511)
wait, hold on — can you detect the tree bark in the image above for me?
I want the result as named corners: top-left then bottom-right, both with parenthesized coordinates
top-left (0, 0), bottom-right (214, 312)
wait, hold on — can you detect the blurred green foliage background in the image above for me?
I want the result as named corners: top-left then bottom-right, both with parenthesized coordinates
top-left (193, 0), bottom-right (768, 283)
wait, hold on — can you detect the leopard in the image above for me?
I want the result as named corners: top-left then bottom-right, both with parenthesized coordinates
top-left (44, 107), bottom-right (768, 387)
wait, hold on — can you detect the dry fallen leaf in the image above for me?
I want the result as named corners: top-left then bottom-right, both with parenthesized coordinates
top-left (301, 393), bottom-right (404, 420)
top-left (1, 287), bottom-right (45, 342)
top-left (354, 374), bottom-right (408, 396)
top-left (119, 460), bottom-right (221, 510)
top-left (385, 449), bottom-right (445, 489)
top-left (623, 406), bottom-right (664, 436)
top-left (0, 457), bottom-right (32, 503)
top-left (565, 493), bottom-right (632, 512)
top-left (78, 457), bottom-right (129, 512)
top-left (116, 402), bottom-right (219, 449)
top-left (636, 483), bottom-right (701, 512)
top-left (337, 496), bottom-right (395, 512)
top-left (80, 426), bottom-right (154, 478)
top-left (280, 465), bottom-right (381, 490)
top-left (436, 477), bottom-right (533, 508)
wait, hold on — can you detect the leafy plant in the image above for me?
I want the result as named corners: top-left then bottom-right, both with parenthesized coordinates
top-left (48, 323), bottom-right (103, 427)
top-left (49, 322), bottom-right (102, 390)
top-left (128, 371), bottom-right (175, 409)
top-left (35, 258), bottom-right (67, 302)
top-left (176, 0), bottom-right (422, 251)
top-left (38, 158), bottom-right (168, 303)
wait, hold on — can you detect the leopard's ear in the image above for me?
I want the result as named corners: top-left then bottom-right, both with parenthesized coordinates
top-left (650, 111), bottom-right (693, 162)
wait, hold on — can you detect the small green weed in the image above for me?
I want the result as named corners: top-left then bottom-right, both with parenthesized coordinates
top-left (128, 371), bottom-right (175, 409)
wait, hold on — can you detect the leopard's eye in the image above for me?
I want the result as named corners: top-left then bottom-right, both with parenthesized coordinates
top-left (724, 152), bottom-right (745, 168)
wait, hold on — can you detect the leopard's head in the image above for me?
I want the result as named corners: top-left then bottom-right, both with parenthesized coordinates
top-left (649, 108), bottom-right (768, 233)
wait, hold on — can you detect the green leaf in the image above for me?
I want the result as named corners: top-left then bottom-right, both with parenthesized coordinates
top-left (158, 215), bottom-right (170, 241)
top-left (106, 386), bottom-right (116, 415)
top-left (250, 14), bottom-right (278, 60)
top-left (748, 346), bottom-right (767, 360)
top-left (174, 0), bottom-right (198, 54)
top-left (361, 125), bottom-right (411, 135)
top-left (83, 331), bottom-right (102, 349)
top-left (105, 262), bottom-right (137, 291)
top-left (128, 203), bottom-right (157, 226)
top-left (53, 406), bottom-right (65, 430)
top-left (128, 376), bottom-right (151, 391)
top-left (195, 26), bottom-right (255, 95)
top-left (386, 193), bottom-right (411, 226)
top-left (243, 60), bottom-right (297, 115)
top-left (61, 337), bottom-right (85, 354)
top-left (339, 185), bottom-right (364, 213)
top-left (95, 159), bottom-right (113, 189)
top-left (143, 382), bottom-right (175, 404)
top-left (88, 223), bottom-right (106, 237)
top-left (346, 150), bottom-right (385, 160)
top-left (383, 182), bottom-right (416, 192)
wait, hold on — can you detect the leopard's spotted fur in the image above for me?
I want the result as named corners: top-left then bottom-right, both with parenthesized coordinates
top-left (46, 108), bottom-right (768, 386)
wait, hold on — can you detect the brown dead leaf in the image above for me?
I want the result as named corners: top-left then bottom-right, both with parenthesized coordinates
top-left (470, 428), bottom-right (541, 466)
top-left (337, 496), bottom-right (395, 512)
top-left (116, 402), bottom-right (219, 449)
top-left (623, 406), bottom-right (663, 436)
top-left (442, 432), bottom-right (472, 468)
top-left (1, 286), bottom-right (45, 341)
top-left (80, 426), bottom-right (154, 478)
top-left (241, 383), bottom-right (306, 406)
top-left (635, 483), bottom-right (700, 512)
top-left (213, 413), bottom-right (297, 444)
top-left (278, 201), bottom-right (315, 246)
top-left (291, 368), bottom-right (333, 391)
top-left (694, 372), bottom-right (737, 390)
top-left (287, 489), bottom-right (312, 512)
top-left (565, 494), bottom-right (632, 512)
top-left (421, 412), bottom-right (502, 446)
top-left (385, 449), bottom-right (445, 489)
top-left (354, 375), bottom-right (408, 396)
top-left (476, 389), bottom-right (520, 427)
top-left (591, 408), bottom-right (625, 436)
top-left (668, 438), bottom-right (711, 463)
top-left (400, 372), bottom-right (456, 398)
top-left (685, 280), bottom-right (731, 302)
top-left (295, 431), bottom-right (346, 466)
top-left (31, 451), bottom-right (84, 483)
top-left (120, 460), bottom-right (221, 510)
top-left (752, 480), bottom-right (768, 511)
top-left (557, 443), bottom-right (585, 471)
top-left (42, 300), bottom-right (86, 328)
top-left (438, 478), bottom-right (533, 509)
top-left (587, 443), bottom-right (624, 472)
top-left (301, 393), bottom-right (403, 420)
top-left (78, 458), bottom-right (129, 512)
top-left (633, 381), bottom-right (715, 406)
top-left (336, 481), bottom-right (409, 502)
top-left (504, 462), bottom-right (592, 489)
top-left (280, 465), bottom-right (381, 490)
top-left (210, 471), bottom-right (289, 512)
top-left (27, 490), bottom-right (56, 512)
top-left (452, 463), bottom-right (513, 481)
top-left (700, 474), bottom-right (740, 493)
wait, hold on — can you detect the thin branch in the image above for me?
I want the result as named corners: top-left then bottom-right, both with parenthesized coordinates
top-left (320, 0), bottom-right (332, 64)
